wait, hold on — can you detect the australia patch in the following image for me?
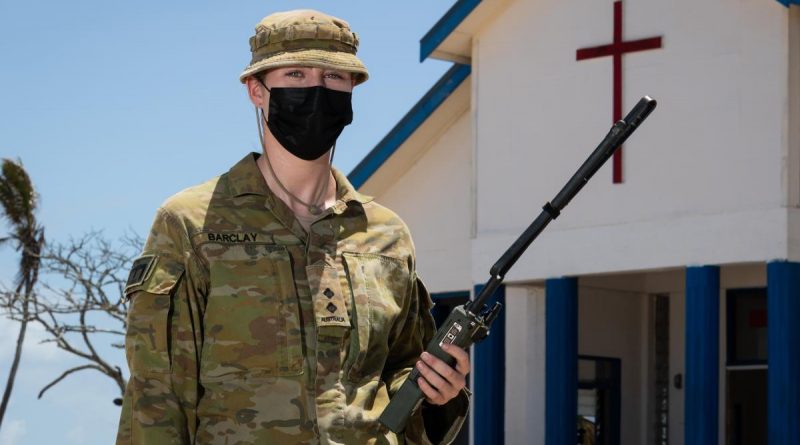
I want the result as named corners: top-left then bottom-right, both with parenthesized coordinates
top-left (125, 255), bottom-right (156, 291)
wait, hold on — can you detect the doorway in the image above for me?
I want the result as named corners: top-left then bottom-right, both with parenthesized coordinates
top-left (725, 288), bottom-right (767, 445)
top-left (578, 355), bottom-right (621, 445)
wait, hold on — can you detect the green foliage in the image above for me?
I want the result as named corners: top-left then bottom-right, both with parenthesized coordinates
top-left (0, 158), bottom-right (38, 232)
top-left (0, 158), bottom-right (44, 286)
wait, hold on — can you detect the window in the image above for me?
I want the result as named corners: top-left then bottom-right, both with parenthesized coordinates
top-left (726, 288), bottom-right (767, 366)
top-left (725, 287), bottom-right (767, 444)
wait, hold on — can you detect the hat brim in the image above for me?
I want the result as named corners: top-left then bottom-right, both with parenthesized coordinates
top-left (239, 48), bottom-right (369, 85)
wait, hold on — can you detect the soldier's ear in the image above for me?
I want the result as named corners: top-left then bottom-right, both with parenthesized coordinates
top-left (245, 76), bottom-right (267, 108)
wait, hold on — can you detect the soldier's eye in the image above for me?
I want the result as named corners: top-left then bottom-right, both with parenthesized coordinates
top-left (325, 72), bottom-right (344, 80)
top-left (286, 70), bottom-right (304, 78)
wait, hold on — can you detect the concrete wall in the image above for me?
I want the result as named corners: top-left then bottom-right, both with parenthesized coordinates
top-left (376, 110), bottom-right (473, 293)
top-left (669, 290), bottom-right (686, 445)
top-left (787, 6), bottom-right (800, 261)
top-left (578, 285), bottom-right (646, 445)
top-left (469, 0), bottom-right (794, 282)
top-left (505, 285), bottom-right (546, 444)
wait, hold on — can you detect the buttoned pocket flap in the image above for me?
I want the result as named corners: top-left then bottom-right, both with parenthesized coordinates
top-left (341, 252), bottom-right (408, 381)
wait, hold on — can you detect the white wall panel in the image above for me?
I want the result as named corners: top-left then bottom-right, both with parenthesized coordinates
top-left (377, 111), bottom-right (473, 292)
top-left (504, 285), bottom-right (546, 445)
top-left (471, 0), bottom-right (791, 279)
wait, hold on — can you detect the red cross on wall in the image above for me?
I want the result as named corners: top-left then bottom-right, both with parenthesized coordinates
top-left (576, 1), bottom-right (662, 183)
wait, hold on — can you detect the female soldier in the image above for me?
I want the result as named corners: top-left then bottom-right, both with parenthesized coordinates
top-left (116, 9), bottom-right (469, 445)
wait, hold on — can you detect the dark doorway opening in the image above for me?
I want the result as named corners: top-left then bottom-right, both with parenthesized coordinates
top-left (725, 288), bottom-right (767, 445)
top-left (578, 355), bottom-right (621, 445)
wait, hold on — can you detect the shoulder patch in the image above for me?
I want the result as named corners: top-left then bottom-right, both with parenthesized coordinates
top-left (125, 255), bottom-right (157, 291)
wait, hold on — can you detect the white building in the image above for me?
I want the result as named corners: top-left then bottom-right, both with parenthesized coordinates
top-left (349, 1), bottom-right (800, 444)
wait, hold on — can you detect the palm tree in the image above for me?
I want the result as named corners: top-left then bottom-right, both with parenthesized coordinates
top-left (0, 158), bottom-right (45, 431)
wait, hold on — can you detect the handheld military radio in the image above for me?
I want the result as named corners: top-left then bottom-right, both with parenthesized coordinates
top-left (379, 96), bottom-right (657, 433)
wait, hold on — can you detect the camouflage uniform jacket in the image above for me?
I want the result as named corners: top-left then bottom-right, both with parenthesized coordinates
top-left (115, 152), bottom-right (470, 444)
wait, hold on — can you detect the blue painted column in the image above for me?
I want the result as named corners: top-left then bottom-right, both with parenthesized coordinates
top-left (473, 284), bottom-right (505, 445)
top-left (767, 261), bottom-right (800, 444)
top-left (684, 265), bottom-right (720, 445)
top-left (545, 277), bottom-right (578, 445)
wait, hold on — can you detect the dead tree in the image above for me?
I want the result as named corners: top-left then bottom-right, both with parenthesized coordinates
top-left (0, 230), bottom-right (142, 405)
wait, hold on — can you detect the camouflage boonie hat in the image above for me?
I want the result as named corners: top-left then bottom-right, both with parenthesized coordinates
top-left (239, 9), bottom-right (369, 85)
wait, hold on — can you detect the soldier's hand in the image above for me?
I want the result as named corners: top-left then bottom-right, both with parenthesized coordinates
top-left (415, 343), bottom-right (470, 405)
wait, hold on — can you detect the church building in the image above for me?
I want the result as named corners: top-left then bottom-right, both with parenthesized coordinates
top-left (349, 0), bottom-right (800, 444)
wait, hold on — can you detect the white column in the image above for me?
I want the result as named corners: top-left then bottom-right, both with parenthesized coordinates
top-left (504, 285), bottom-right (546, 445)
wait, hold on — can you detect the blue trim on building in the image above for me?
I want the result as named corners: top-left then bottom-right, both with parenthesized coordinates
top-left (776, 0), bottom-right (799, 6)
top-left (545, 277), bottom-right (578, 445)
top-left (347, 63), bottom-right (471, 189)
top-left (420, 0), bottom-right (482, 62)
top-left (767, 261), bottom-right (800, 444)
top-left (429, 290), bottom-right (471, 333)
top-left (684, 265), bottom-right (720, 445)
top-left (472, 283), bottom-right (505, 445)
top-left (430, 290), bottom-right (470, 301)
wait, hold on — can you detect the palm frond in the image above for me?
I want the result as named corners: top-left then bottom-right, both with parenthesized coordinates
top-left (0, 158), bottom-right (37, 228)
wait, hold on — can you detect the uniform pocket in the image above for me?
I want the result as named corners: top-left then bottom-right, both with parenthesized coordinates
top-left (200, 243), bottom-right (303, 381)
top-left (124, 254), bottom-right (185, 375)
top-left (342, 252), bottom-right (409, 381)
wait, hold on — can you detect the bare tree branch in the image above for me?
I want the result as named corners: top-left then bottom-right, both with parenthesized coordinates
top-left (37, 364), bottom-right (104, 399)
top-left (0, 229), bottom-right (143, 403)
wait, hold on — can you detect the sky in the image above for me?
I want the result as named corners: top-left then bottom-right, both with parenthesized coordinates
top-left (0, 1), bottom-right (455, 443)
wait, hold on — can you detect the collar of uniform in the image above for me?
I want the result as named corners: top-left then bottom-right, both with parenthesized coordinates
top-left (227, 151), bottom-right (374, 206)
top-left (227, 152), bottom-right (271, 197)
top-left (331, 166), bottom-right (373, 207)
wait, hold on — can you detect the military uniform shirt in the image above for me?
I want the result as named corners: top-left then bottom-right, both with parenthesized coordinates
top-left (115, 152), bottom-right (469, 444)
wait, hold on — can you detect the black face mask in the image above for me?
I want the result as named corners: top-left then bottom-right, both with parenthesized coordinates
top-left (259, 81), bottom-right (353, 161)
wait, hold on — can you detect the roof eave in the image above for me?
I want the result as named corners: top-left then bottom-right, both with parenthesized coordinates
top-left (347, 63), bottom-right (471, 190)
top-left (420, 0), bottom-right (483, 62)
top-left (420, 0), bottom-right (513, 63)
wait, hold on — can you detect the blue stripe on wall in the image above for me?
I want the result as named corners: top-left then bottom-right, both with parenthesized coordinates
top-left (545, 277), bottom-right (578, 445)
top-left (472, 283), bottom-right (505, 445)
top-left (429, 291), bottom-right (471, 338)
top-left (776, 0), bottom-right (799, 6)
top-left (767, 261), bottom-right (800, 444)
top-left (430, 290), bottom-right (470, 302)
top-left (347, 63), bottom-right (471, 189)
top-left (684, 265), bottom-right (720, 445)
top-left (419, 0), bottom-right (482, 62)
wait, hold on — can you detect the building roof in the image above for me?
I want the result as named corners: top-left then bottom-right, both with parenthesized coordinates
top-left (347, 0), bottom-right (511, 190)
top-left (420, 0), bottom-right (482, 63)
top-left (347, 63), bottom-right (470, 190)
top-left (419, 0), bottom-right (513, 64)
